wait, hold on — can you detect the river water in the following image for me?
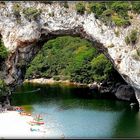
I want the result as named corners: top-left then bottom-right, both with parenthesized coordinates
top-left (11, 83), bottom-right (140, 138)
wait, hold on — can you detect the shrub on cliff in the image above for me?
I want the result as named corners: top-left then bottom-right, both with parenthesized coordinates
top-left (131, 2), bottom-right (140, 14)
top-left (75, 2), bottom-right (85, 15)
top-left (111, 2), bottom-right (130, 17)
top-left (86, 2), bottom-right (131, 27)
top-left (91, 54), bottom-right (113, 82)
top-left (88, 2), bottom-right (106, 18)
top-left (23, 7), bottom-right (41, 21)
top-left (63, 1), bottom-right (69, 8)
top-left (0, 39), bottom-right (8, 63)
top-left (0, 79), bottom-right (9, 97)
top-left (125, 29), bottom-right (138, 45)
top-left (13, 3), bottom-right (21, 18)
top-left (112, 16), bottom-right (130, 27)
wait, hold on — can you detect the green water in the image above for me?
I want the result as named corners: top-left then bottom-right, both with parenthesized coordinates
top-left (11, 83), bottom-right (140, 138)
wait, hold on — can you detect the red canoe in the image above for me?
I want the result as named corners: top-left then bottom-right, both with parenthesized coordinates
top-left (30, 121), bottom-right (45, 125)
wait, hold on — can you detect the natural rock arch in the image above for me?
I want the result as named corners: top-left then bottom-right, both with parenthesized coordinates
top-left (0, 1), bottom-right (140, 104)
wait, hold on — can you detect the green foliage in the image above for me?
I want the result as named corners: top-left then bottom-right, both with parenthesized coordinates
top-left (23, 7), bottom-right (41, 21)
top-left (112, 16), bottom-right (130, 27)
top-left (85, 2), bottom-right (133, 27)
top-left (91, 54), bottom-right (113, 82)
top-left (0, 39), bottom-right (8, 63)
top-left (88, 2), bottom-right (106, 18)
top-left (125, 29), bottom-right (138, 45)
top-left (0, 79), bottom-right (9, 97)
top-left (13, 3), bottom-right (21, 19)
top-left (131, 50), bottom-right (140, 61)
top-left (101, 9), bottom-right (114, 17)
top-left (111, 2), bottom-right (130, 17)
top-left (26, 36), bottom-right (113, 84)
top-left (131, 2), bottom-right (140, 14)
top-left (131, 47), bottom-right (140, 61)
top-left (125, 36), bottom-right (130, 45)
top-left (75, 2), bottom-right (85, 15)
top-left (114, 30), bottom-right (119, 37)
top-left (63, 1), bottom-right (69, 8)
top-left (136, 47), bottom-right (140, 56)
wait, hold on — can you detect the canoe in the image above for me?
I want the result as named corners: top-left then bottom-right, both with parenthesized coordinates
top-left (20, 112), bottom-right (32, 116)
top-left (34, 118), bottom-right (43, 121)
top-left (29, 121), bottom-right (45, 125)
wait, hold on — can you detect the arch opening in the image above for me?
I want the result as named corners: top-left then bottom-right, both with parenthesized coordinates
top-left (2, 28), bottom-right (137, 109)
top-left (13, 34), bottom-right (136, 102)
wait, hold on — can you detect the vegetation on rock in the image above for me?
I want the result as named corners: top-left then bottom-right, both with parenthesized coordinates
top-left (75, 2), bottom-right (85, 15)
top-left (125, 29), bottom-right (138, 45)
top-left (23, 7), bottom-right (41, 21)
top-left (131, 2), bottom-right (140, 14)
top-left (0, 39), bottom-right (8, 63)
top-left (13, 3), bottom-right (21, 18)
top-left (0, 79), bottom-right (9, 97)
top-left (75, 1), bottom-right (140, 27)
top-left (25, 36), bottom-right (114, 84)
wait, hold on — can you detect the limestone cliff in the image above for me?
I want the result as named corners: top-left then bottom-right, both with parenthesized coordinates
top-left (0, 1), bottom-right (140, 101)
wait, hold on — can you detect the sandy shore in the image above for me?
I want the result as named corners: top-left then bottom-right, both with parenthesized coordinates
top-left (0, 111), bottom-right (47, 139)
top-left (0, 110), bottom-right (65, 139)
top-left (24, 78), bottom-right (88, 87)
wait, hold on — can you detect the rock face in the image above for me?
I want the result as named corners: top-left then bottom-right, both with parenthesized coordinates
top-left (0, 2), bottom-right (140, 102)
top-left (115, 85), bottom-right (136, 102)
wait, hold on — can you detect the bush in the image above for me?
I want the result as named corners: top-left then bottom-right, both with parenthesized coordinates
top-left (86, 2), bottom-right (131, 27)
top-left (91, 54), bottom-right (113, 82)
top-left (131, 50), bottom-right (140, 61)
top-left (0, 39), bottom-right (8, 63)
top-left (13, 3), bottom-right (21, 19)
top-left (75, 2), bottom-right (85, 15)
top-left (111, 2), bottom-right (130, 16)
top-left (125, 29), bottom-right (138, 45)
top-left (125, 36), bottom-right (130, 45)
top-left (112, 16), bottom-right (130, 27)
top-left (88, 2), bottom-right (106, 18)
top-left (136, 47), bottom-right (140, 56)
top-left (0, 79), bottom-right (9, 97)
top-left (131, 2), bottom-right (140, 14)
top-left (53, 76), bottom-right (60, 81)
top-left (114, 30), bottom-right (119, 37)
top-left (23, 7), bottom-right (41, 21)
top-left (101, 9), bottom-right (114, 17)
top-left (63, 1), bottom-right (69, 8)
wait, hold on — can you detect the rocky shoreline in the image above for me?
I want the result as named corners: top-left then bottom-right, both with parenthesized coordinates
top-left (24, 78), bottom-right (138, 103)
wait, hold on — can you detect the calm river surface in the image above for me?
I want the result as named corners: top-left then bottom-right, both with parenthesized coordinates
top-left (11, 83), bottom-right (140, 138)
